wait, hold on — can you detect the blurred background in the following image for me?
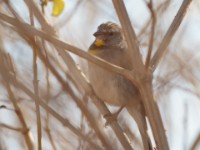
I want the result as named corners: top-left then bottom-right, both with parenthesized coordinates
top-left (0, 0), bottom-right (200, 150)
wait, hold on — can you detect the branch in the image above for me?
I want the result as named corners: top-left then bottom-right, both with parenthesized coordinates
top-left (112, 0), bottom-right (143, 68)
top-left (190, 132), bottom-right (200, 150)
top-left (27, 1), bottom-right (134, 148)
top-left (145, 0), bottom-right (156, 68)
top-left (34, 39), bottom-right (112, 149)
top-left (28, 4), bottom-right (42, 150)
top-left (15, 78), bottom-right (102, 150)
top-left (0, 1), bottom-right (133, 148)
top-left (0, 13), bottom-right (135, 83)
top-left (0, 52), bottom-right (34, 150)
top-left (150, 0), bottom-right (193, 72)
top-left (112, 1), bottom-right (169, 149)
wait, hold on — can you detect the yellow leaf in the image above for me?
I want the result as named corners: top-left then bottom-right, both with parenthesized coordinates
top-left (52, 0), bottom-right (65, 16)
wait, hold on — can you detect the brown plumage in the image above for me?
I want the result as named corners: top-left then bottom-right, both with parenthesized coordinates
top-left (88, 22), bottom-right (152, 150)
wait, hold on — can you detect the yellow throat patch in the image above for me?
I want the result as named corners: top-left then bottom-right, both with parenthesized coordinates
top-left (94, 39), bottom-right (105, 47)
top-left (89, 39), bottom-right (105, 55)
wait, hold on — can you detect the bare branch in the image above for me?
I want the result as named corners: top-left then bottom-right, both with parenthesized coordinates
top-left (112, 0), bottom-right (143, 68)
top-left (112, 1), bottom-right (169, 149)
top-left (145, 0), bottom-right (156, 68)
top-left (0, 52), bottom-right (34, 150)
top-left (190, 132), bottom-right (200, 150)
top-left (150, 0), bottom-right (193, 72)
top-left (0, 13), bottom-right (135, 149)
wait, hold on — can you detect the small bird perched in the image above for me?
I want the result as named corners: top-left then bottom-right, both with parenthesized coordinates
top-left (88, 22), bottom-right (152, 150)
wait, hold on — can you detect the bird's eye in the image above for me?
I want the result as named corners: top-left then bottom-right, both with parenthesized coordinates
top-left (109, 32), bottom-right (114, 36)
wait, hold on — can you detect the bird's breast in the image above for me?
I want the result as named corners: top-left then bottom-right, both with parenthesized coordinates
top-left (88, 63), bottom-right (128, 106)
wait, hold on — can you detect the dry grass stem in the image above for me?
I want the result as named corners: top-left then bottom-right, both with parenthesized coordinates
top-left (0, 0), bottom-right (197, 149)
top-left (0, 52), bottom-right (34, 150)
top-left (112, 1), bottom-right (169, 149)
top-left (150, 0), bottom-right (193, 72)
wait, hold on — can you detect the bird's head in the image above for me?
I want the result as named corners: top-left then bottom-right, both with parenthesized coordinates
top-left (93, 22), bottom-right (123, 47)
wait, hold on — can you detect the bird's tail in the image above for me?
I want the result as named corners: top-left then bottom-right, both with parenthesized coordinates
top-left (126, 104), bottom-right (153, 150)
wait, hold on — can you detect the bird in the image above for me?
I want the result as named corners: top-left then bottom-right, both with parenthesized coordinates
top-left (88, 21), bottom-right (152, 150)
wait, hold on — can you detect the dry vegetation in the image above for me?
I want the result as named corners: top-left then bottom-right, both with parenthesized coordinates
top-left (0, 0), bottom-right (199, 150)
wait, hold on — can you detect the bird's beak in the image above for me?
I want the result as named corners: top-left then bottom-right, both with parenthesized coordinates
top-left (93, 31), bottom-right (103, 36)
top-left (93, 31), bottom-right (106, 40)
top-left (93, 31), bottom-right (106, 46)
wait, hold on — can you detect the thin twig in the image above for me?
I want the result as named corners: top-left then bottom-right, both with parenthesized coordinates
top-left (112, 0), bottom-right (143, 68)
top-left (112, 1), bottom-right (169, 149)
top-left (15, 78), bottom-right (102, 150)
top-left (0, 123), bottom-right (25, 132)
top-left (28, 4), bottom-right (42, 150)
top-left (0, 11), bottom-right (126, 148)
top-left (25, 0), bottom-right (132, 147)
top-left (190, 132), bottom-right (200, 150)
top-left (35, 40), bottom-right (112, 149)
top-left (45, 126), bottom-right (57, 150)
top-left (0, 12), bottom-right (135, 82)
top-left (145, 0), bottom-right (156, 68)
top-left (0, 52), bottom-right (34, 150)
top-left (0, 11), bottom-right (134, 149)
top-left (150, 0), bottom-right (193, 72)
